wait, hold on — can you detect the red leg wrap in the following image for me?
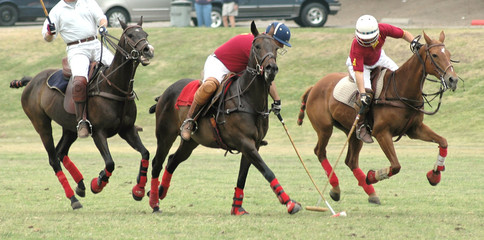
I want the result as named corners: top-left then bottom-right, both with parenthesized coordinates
top-left (270, 178), bottom-right (290, 204)
top-left (160, 170), bottom-right (172, 200)
top-left (321, 159), bottom-right (339, 187)
top-left (231, 187), bottom-right (248, 215)
top-left (353, 168), bottom-right (375, 195)
top-left (56, 171), bottom-right (74, 199)
top-left (133, 159), bottom-right (150, 199)
top-left (91, 169), bottom-right (111, 193)
top-left (62, 156), bottom-right (83, 183)
top-left (149, 178), bottom-right (160, 209)
top-left (427, 170), bottom-right (441, 186)
top-left (439, 146), bottom-right (447, 157)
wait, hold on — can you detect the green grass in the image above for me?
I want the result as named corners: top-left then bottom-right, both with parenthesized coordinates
top-left (1, 25), bottom-right (483, 239)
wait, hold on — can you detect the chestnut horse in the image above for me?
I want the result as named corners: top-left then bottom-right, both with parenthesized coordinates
top-left (146, 22), bottom-right (301, 215)
top-left (297, 32), bottom-right (458, 204)
top-left (10, 19), bottom-right (154, 209)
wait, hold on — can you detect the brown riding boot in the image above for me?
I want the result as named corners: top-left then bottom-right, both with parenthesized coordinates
top-left (180, 78), bottom-right (219, 141)
top-left (356, 89), bottom-right (374, 144)
top-left (73, 76), bottom-right (90, 138)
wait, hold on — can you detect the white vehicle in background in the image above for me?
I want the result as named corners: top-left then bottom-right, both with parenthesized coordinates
top-left (95, 0), bottom-right (170, 27)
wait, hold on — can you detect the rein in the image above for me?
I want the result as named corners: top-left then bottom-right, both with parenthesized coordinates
top-left (380, 42), bottom-right (452, 115)
top-left (219, 35), bottom-right (277, 120)
top-left (90, 25), bottom-right (149, 101)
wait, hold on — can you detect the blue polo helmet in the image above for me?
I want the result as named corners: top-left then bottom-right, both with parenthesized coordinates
top-left (266, 22), bottom-right (291, 47)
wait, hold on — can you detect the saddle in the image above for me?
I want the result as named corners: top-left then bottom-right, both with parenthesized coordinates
top-left (46, 57), bottom-right (100, 114)
top-left (333, 67), bottom-right (387, 109)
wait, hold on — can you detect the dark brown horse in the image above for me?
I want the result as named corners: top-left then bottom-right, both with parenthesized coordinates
top-left (146, 21), bottom-right (301, 215)
top-left (297, 32), bottom-right (459, 204)
top-left (10, 19), bottom-right (154, 209)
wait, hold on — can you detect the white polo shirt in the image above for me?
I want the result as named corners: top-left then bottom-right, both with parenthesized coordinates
top-left (42, 0), bottom-right (106, 44)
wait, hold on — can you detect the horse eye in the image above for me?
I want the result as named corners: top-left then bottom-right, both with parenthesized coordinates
top-left (432, 54), bottom-right (438, 58)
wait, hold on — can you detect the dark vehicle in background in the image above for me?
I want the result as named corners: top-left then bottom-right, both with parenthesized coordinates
top-left (193, 0), bottom-right (341, 28)
top-left (0, 0), bottom-right (59, 26)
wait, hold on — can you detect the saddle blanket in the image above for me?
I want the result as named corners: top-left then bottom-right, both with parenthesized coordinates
top-left (46, 70), bottom-right (69, 95)
top-left (175, 80), bottom-right (201, 109)
top-left (333, 70), bottom-right (386, 107)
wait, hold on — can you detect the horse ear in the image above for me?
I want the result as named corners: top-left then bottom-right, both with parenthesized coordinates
top-left (267, 24), bottom-right (275, 36)
top-left (423, 31), bottom-right (432, 45)
top-left (251, 21), bottom-right (259, 37)
top-left (439, 31), bottom-right (445, 43)
top-left (119, 18), bottom-right (128, 30)
top-left (137, 16), bottom-right (143, 26)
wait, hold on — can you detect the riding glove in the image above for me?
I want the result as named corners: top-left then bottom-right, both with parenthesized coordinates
top-left (272, 100), bottom-right (281, 115)
top-left (99, 26), bottom-right (108, 36)
top-left (47, 22), bottom-right (56, 35)
top-left (360, 93), bottom-right (371, 106)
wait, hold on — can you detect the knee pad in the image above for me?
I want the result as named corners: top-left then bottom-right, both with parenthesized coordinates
top-left (72, 77), bottom-right (87, 102)
top-left (194, 78), bottom-right (219, 105)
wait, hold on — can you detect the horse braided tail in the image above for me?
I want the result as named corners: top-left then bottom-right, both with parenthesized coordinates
top-left (9, 76), bottom-right (32, 88)
top-left (297, 86), bottom-right (313, 126)
top-left (148, 96), bottom-right (161, 114)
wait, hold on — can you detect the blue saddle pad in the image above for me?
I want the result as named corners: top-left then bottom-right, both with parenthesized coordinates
top-left (46, 70), bottom-right (69, 94)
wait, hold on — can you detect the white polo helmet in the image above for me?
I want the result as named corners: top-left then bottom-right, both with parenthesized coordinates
top-left (355, 15), bottom-right (379, 47)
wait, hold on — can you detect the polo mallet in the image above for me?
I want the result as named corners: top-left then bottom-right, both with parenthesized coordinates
top-left (39, 0), bottom-right (53, 25)
top-left (310, 104), bottom-right (367, 215)
top-left (276, 113), bottom-right (341, 216)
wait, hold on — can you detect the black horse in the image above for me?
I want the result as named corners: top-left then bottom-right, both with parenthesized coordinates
top-left (146, 21), bottom-right (301, 215)
top-left (10, 19), bottom-right (154, 209)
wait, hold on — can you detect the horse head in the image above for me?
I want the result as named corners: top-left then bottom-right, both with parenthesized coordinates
top-left (119, 17), bottom-right (154, 66)
top-left (420, 31), bottom-right (459, 91)
top-left (248, 21), bottom-right (279, 84)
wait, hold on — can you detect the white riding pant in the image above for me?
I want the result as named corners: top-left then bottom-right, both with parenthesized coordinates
top-left (66, 40), bottom-right (114, 80)
top-left (346, 49), bottom-right (398, 89)
top-left (203, 54), bottom-right (230, 83)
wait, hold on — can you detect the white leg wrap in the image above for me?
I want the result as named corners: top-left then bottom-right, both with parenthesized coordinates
top-left (434, 155), bottom-right (445, 171)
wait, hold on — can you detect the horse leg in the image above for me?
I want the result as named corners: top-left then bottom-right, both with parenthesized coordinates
top-left (367, 131), bottom-right (401, 185)
top-left (30, 116), bottom-right (81, 209)
top-left (231, 156), bottom-right (251, 215)
top-left (90, 133), bottom-right (115, 194)
top-left (150, 140), bottom-right (199, 213)
top-left (406, 123), bottom-right (448, 186)
top-left (118, 127), bottom-right (150, 201)
top-left (313, 127), bottom-right (341, 201)
top-left (56, 128), bottom-right (86, 199)
top-left (345, 135), bottom-right (380, 204)
top-left (241, 145), bottom-right (301, 214)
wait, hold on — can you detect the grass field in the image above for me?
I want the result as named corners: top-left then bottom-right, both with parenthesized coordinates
top-left (1, 25), bottom-right (483, 239)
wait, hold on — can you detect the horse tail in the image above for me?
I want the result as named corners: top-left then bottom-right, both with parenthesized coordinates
top-left (148, 96), bottom-right (161, 114)
top-left (9, 76), bottom-right (32, 88)
top-left (297, 86), bottom-right (313, 126)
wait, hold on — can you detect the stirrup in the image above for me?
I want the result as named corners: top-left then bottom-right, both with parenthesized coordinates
top-left (180, 118), bottom-right (197, 132)
top-left (77, 119), bottom-right (92, 134)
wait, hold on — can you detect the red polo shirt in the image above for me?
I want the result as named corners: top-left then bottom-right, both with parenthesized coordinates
top-left (349, 23), bottom-right (404, 72)
top-left (214, 33), bottom-right (254, 73)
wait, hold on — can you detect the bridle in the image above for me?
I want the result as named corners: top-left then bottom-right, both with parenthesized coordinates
top-left (246, 34), bottom-right (277, 77)
top-left (391, 36), bottom-right (457, 115)
top-left (93, 25), bottom-right (150, 100)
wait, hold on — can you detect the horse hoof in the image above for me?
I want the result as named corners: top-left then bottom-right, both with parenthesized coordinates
top-left (70, 196), bottom-right (83, 210)
top-left (368, 196), bottom-right (381, 205)
top-left (132, 185), bottom-right (145, 201)
top-left (427, 170), bottom-right (441, 186)
top-left (287, 200), bottom-right (302, 214)
top-left (152, 207), bottom-right (162, 214)
top-left (76, 186), bottom-right (86, 198)
top-left (231, 207), bottom-right (249, 216)
top-left (329, 189), bottom-right (340, 202)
